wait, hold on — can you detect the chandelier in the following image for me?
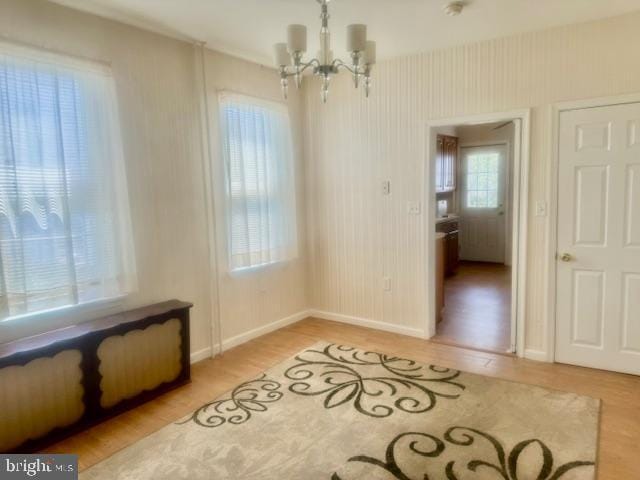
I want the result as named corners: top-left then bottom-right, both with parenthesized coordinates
top-left (273, 0), bottom-right (376, 103)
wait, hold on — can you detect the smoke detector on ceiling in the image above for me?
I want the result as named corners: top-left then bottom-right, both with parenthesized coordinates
top-left (443, 1), bottom-right (465, 16)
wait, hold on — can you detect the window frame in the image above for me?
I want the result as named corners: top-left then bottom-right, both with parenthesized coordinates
top-left (217, 91), bottom-right (298, 274)
top-left (463, 151), bottom-right (502, 210)
top-left (0, 41), bottom-right (136, 323)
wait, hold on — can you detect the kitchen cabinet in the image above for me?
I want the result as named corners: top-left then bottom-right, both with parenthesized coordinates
top-left (446, 230), bottom-right (459, 275)
top-left (436, 219), bottom-right (459, 276)
top-left (436, 232), bottom-right (446, 323)
top-left (435, 134), bottom-right (458, 193)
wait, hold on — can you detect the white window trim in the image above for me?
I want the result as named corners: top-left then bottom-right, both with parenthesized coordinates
top-left (218, 91), bottom-right (298, 274)
top-left (0, 293), bottom-right (127, 327)
top-left (227, 257), bottom-right (292, 278)
top-left (218, 90), bottom-right (289, 114)
top-left (0, 40), bottom-right (137, 322)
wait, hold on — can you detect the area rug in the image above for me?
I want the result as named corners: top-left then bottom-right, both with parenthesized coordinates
top-left (81, 342), bottom-right (600, 479)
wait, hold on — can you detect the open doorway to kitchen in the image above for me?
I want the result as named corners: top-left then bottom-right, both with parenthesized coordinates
top-left (426, 112), bottom-right (529, 356)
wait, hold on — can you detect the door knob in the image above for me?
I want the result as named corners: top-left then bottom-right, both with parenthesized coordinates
top-left (560, 253), bottom-right (573, 262)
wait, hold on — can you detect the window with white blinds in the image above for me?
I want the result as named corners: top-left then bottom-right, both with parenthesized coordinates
top-left (219, 93), bottom-right (297, 271)
top-left (0, 42), bottom-right (137, 320)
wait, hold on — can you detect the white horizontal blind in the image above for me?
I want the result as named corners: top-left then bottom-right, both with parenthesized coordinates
top-left (0, 42), bottom-right (136, 319)
top-left (219, 93), bottom-right (297, 271)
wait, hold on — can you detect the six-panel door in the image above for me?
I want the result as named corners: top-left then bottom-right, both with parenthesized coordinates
top-left (556, 102), bottom-right (640, 375)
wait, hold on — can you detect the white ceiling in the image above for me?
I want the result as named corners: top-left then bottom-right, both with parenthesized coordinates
top-left (50, 0), bottom-right (640, 65)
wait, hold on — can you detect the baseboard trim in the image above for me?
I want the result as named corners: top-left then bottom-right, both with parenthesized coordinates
top-left (190, 310), bottom-right (310, 363)
top-left (191, 309), bottom-right (426, 363)
top-left (221, 310), bottom-right (311, 352)
top-left (194, 309), bottom-right (537, 362)
top-left (309, 309), bottom-right (425, 339)
top-left (190, 346), bottom-right (216, 364)
top-left (524, 348), bottom-right (550, 362)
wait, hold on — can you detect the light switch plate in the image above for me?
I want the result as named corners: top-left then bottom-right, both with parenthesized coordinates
top-left (407, 202), bottom-right (422, 215)
top-left (535, 201), bottom-right (547, 217)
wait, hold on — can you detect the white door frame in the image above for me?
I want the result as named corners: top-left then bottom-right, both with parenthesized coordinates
top-left (425, 109), bottom-right (531, 357)
top-left (546, 92), bottom-right (640, 363)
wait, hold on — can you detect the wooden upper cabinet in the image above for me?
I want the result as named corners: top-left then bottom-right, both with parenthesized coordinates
top-left (436, 134), bottom-right (458, 193)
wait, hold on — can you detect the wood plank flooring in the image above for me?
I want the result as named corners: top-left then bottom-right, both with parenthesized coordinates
top-left (41, 318), bottom-right (640, 479)
top-left (433, 261), bottom-right (512, 353)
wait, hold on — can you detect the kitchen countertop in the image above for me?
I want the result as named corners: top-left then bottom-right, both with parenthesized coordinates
top-left (436, 214), bottom-right (459, 224)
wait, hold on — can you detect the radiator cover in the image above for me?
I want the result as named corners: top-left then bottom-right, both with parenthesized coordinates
top-left (0, 300), bottom-right (192, 453)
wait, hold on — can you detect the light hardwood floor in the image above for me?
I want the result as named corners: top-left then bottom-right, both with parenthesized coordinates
top-left (433, 261), bottom-right (512, 354)
top-left (42, 318), bottom-right (640, 478)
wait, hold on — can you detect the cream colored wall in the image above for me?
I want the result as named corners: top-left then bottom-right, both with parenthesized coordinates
top-left (202, 50), bottom-right (309, 345)
top-left (0, 0), bottom-right (308, 357)
top-left (303, 12), bottom-right (640, 356)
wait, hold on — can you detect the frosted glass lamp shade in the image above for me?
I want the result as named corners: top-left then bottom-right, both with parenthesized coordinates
top-left (347, 24), bottom-right (367, 52)
top-left (274, 43), bottom-right (291, 66)
top-left (287, 25), bottom-right (307, 53)
top-left (363, 41), bottom-right (377, 65)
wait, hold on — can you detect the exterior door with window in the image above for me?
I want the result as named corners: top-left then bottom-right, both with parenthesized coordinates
top-left (459, 145), bottom-right (507, 263)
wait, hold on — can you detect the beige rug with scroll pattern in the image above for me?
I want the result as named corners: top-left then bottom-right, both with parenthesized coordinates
top-left (81, 342), bottom-right (599, 479)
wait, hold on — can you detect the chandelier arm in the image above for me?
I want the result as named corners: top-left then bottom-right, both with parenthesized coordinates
top-left (331, 59), bottom-right (358, 75)
top-left (283, 59), bottom-right (321, 77)
top-left (307, 58), bottom-right (322, 69)
top-left (332, 59), bottom-right (370, 76)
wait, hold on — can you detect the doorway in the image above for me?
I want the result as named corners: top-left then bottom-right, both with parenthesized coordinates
top-left (426, 111), bottom-right (530, 356)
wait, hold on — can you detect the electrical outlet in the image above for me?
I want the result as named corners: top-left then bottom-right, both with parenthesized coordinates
top-left (383, 277), bottom-right (392, 292)
top-left (382, 180), bottom-right (391, 195)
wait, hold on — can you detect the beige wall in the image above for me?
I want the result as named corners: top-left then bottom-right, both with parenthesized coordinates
top-left (202, 50), bottom-right (309, 345)
top-left (303, 12), bottom-right (640, 357)
top-left (0, 0), bottom-right (308, 357)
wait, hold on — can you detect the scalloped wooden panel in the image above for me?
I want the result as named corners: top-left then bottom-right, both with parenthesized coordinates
top-left (0, 349), bottom-right (84, 451)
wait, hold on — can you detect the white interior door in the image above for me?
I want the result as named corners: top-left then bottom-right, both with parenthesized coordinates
top-left (459, 145), bottom-right (507, 263)
top-left (555, 102), bottom-right (640, 375)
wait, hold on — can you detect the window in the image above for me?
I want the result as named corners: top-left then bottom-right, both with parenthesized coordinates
top-left (219, 93), bottom-right (297, 271)
top-left (466, 153), bottom-right (500, 208)
top-left (0, 43), bottom-right (136, 320)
